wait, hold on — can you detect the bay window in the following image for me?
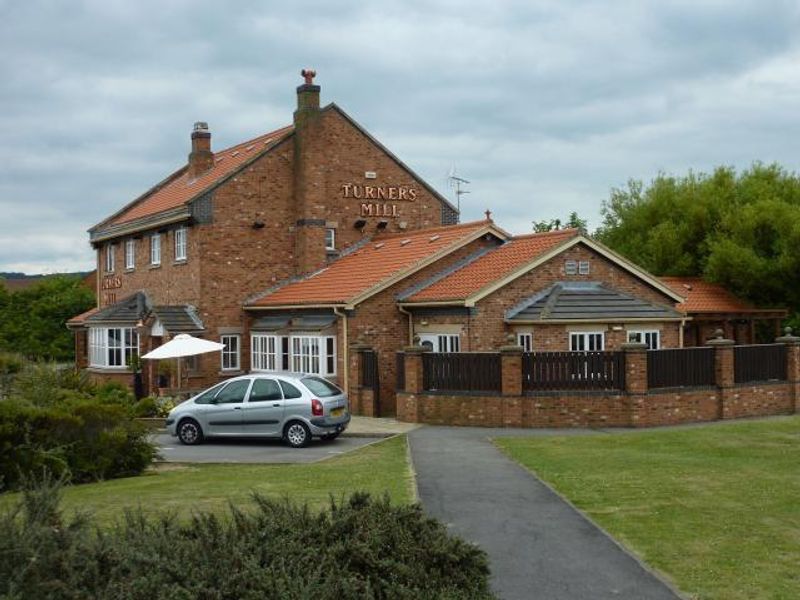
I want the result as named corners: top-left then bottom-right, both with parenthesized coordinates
top-left (251, 334), bottom-right (335, 376)
top-left (88, 327), bottom-right (139, 368)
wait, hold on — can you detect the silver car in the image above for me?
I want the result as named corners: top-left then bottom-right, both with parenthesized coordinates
top-left (165, 373), bottom-right (350, 448)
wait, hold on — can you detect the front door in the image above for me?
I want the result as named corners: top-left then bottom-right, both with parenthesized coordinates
top-left (205, 378), bottom-right (251, 436)
top-left (242, 377), bottom-right (285, 436)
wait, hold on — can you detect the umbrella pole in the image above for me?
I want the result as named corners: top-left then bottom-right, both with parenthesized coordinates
top-left (177, 357), bottom-right (182, 394)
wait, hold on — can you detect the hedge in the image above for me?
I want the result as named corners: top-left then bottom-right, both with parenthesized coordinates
top-left (0, 483), bottom-right (496, 599)
top-left (0, 400), bottom-right (157, 490)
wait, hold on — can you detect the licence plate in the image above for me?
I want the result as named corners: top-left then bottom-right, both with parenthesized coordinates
top-left (331, 407), bottom-right (344, 417)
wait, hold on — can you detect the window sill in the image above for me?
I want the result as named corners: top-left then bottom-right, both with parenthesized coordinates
top-left (87, 367), bottom-right (133, 374)
top-left (173, 259), bottom-right (188, 266)
top-left (124, 268), bottom-right (135, 273)
top-left (148, 263), bottom-right (162, 270)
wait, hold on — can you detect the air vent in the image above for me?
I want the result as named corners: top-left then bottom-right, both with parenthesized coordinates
top-left (429, 234), bottom-right (441, 242)
top-left (374, 242), bottom-right (385, 249)
top-left (400, 239), bottom-right (411, 246)
top-left (231, 151), bottom-right (239, 157)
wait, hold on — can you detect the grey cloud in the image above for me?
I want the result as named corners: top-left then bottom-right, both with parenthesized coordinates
top-left (1, 0), bottom-right (799, 272)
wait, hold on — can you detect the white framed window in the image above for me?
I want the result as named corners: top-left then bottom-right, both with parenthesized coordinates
top-left (628, 330), bottom-right (660, 350)
top-left (150, 234), bottom-right (161, 265)
top-left (251, 334), bottom-right (333, 376)
top-left (517, 332), bottom-right (533, 352)
top-left (565, 260), bottom-right (577, 275)
top-left (105, 243), bottom-right (116, 273)
top-left (419, 333), bottom-right (460, 353)
top-left (174, 226), bottom-right (187, 261)
top-left (125, 239), bottom-right (135, 270)
top-left (569, 331), bottom-right (604, 352)
top-left (88, 327), bottom-right (138, 368)
top-left (221, 334), bottom-right (240, 371)
top-left (325, 228), bottom-right (336, 251)
top-left (578, 260), bottom-right (590, 275)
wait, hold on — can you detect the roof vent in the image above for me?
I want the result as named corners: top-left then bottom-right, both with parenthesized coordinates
top-left (374, 242), bottom-right (385, 249)
top-left (400, 239), bottom-right (411, 246)
top-left (231, 151), bottom-right (239, 157)
top-left (429, 234), bottom-right (440, 242)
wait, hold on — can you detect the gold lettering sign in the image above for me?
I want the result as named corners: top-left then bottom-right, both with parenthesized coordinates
top-left (101, 276), bottom-right (122, 290)
top-left (342, 184), bottom-right (416, 219)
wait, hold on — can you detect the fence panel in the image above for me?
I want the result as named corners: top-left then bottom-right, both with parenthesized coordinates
top-left (647, 347), bottom-right (715, 389)
top-left (522, 351), bottom-right (625, 391)
top-left (422, 353), bottom-right (502, 392)
top-left (395, 352), bottom-right (406, 391)
top-left (734, 344), bottom-right (787, 383)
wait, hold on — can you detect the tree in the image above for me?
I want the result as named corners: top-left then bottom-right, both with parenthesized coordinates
top-left (595, 163), bottom-right (800, 324)
top-left (0, 276), bottom-right (95, 361)
top-left (532, 211), bottom-right (588, 233)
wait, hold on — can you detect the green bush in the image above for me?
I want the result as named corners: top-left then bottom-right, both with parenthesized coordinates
top-left (0, 400), bottom-right (157, 490)
top-left (0, 483), bottom-right (495, 599)
top-left (132, 396), bottom-right (158, 418)
top-left (9, 360), bottom-right (95, 406)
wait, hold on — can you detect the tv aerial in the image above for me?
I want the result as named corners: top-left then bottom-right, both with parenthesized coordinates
top-left (447, 166), bottom-right (470, 215)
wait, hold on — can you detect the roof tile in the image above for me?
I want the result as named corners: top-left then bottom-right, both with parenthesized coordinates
top-left (660, 277), bottom-right (756, 313)
top-left (107, 125), bottom-right (293, 226)
top-left (248, 220), bottom-right (494, 307)
top-left (405, 228), bottom-right (579, 302)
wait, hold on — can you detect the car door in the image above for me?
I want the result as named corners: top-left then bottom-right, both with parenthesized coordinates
top-left (204, 378), bottom-right (251, 436)
top-left (242, 377), bottom-right (285, 436)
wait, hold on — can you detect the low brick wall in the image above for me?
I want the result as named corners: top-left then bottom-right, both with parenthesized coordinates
top-left (397, 381), bottom-right (795, 429)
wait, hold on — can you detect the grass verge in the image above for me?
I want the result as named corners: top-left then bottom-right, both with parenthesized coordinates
top-left (2, 435), bottom-right (413, 526)
top-left (495, 417), bottom-right (800, 600)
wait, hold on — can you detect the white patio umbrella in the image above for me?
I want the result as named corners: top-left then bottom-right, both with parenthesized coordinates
top-left (142, 334), bottom-right (225, 392)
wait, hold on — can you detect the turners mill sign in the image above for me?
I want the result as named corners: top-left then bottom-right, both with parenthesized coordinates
top-left (341, 183), bottom-right (417, 218)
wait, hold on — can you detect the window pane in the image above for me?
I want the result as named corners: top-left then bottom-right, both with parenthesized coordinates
top-left (194, 382), bottom-right (227, 404)
top-left (279, 380), bottom-right (303, 399)
top-left (215, 380), bottom-right (250, 404)
top-left (301, 376), bottom-right (342, 398)
top-left (249, 379), bottom-right (282, 402)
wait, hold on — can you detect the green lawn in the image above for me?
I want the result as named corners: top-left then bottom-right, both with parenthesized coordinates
top-left (3, 436), bottom-right (413, 526)
top-left (496, 417), bottom-right (800, 600)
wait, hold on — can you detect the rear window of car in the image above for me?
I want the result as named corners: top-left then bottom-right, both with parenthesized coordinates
top-left (301, 376), bottom-right (342, 398)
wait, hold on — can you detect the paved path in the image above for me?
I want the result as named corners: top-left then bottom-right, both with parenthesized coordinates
top-left (407, 427), bottom-right (681, 600)
top-left (154, 433), bottom-right (384, 464)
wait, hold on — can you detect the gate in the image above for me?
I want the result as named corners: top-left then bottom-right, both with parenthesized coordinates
top-left (361, 350), bottom-right (380, 414)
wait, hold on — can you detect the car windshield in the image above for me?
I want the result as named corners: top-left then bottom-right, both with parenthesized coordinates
top-left (301, 376), bottom-right (342, 398)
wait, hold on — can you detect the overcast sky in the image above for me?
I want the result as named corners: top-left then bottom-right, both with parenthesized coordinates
top-left (2, 0), bottom-right (799, 274)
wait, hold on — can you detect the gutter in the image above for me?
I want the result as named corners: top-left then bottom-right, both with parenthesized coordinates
top-left (397, 305), bottom-right (414, 345)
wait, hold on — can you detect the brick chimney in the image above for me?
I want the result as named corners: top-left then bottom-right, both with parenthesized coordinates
top-left (293, 69), bottom-right (327, 275)
top-left (188, 121), bottom-right (213, 179)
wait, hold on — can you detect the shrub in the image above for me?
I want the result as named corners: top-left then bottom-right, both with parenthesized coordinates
top-left (0, 352), bottom-right (25, 400)
top-left (132, 396), bottom-right (158, 418)
top-left (9, 360), bottom-right (95, 406)
top-left (0, 484), bottom-right (495, 599)
top-left (0, 400), bottom-right (157, 490)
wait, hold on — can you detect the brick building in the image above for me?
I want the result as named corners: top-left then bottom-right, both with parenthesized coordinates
top-left (67, 70), bottom-right (781, 417)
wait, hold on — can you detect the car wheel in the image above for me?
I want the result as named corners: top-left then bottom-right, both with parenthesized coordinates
top-left (320, 433), bottom-right (340, 442)
top-left (284, 420), bottom-right (311, 448)
top-left (177, 418), bottom-right (204, 445)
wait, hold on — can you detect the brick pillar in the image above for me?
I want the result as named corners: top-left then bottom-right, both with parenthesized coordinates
top-left (622, 342), bottom-right (648, 427)
top-left (776, 327), bottom-right (800, 413)
top-left (398, 345), bottom-right (427, 423)
top-left (707, 331), bottom-right (735, 419)
top-left (500, 345), bottom-right (523, 427)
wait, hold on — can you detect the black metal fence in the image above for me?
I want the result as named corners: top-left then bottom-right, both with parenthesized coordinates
top-left (422, 353), bottom-right (502, 393)
top-left (734, 344), bottom-right (787, 383)
top-left (361, 350), bottom-right (379, 388)
top-left (395, 352), bottom-right (405, 391)
top-left (522, 351), bottom-right (625, 391)
top-left (647, 347), bottom-right (715, 389)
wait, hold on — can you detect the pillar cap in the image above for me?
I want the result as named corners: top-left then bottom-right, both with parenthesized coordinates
top-left (500, 345), bottom-right (524, 353)
top-left (776, 326), bottom-right (800, 344)
top-left (349, 343), bottom-right (373, 351)
top-left (621, 342), bottom-right (648, 351)
top-left (403, 345), bottom-right (429, 353)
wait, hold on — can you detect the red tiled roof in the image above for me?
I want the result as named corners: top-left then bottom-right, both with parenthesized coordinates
top-left (404, 228), bottom-right (580, 303)
top-left (107, 125), bottom-right (294, 226)
top-left (247, 220), bottom-right (498, 307)
top-left (660, 277), bottom-right (757, 313)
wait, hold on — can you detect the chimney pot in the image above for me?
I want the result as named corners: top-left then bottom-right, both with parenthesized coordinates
top-left (188, 121), bottom-right (213, 179)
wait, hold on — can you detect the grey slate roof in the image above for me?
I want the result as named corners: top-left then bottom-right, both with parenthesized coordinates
top-left (151, 305), bottom-right (204, 332)
top-left (506, 282), bottom-right (682, 322)
top-left (85, 292), bottom-right (148, 325)
top-left (85, 292), bottom-right (205, 332)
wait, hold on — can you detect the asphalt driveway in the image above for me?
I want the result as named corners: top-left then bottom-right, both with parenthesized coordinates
top-left (153, 433), bottom-right (385, 464)
top-left (408, 426), bottom-right (682, 600)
